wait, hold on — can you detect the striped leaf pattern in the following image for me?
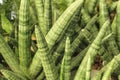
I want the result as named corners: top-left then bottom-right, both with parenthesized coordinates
top-left (52, 9), bottom-right (81, 63)
top-left (35, 25), bottom-right (58, 80)
top-left (1, 69), bottom-right (27, 80)
top-left (35, 0), bottom-right (46, 35)
top-left (71, 47), bottom-right (89, 69)
top-left (18, 0), bottom-right (31, 73)
top-left (0, 34), bottom-right (20, 73)
top-left (81, 8), bottom-right (98, 39)
top-left (85, 55), bottom-right (91, 80)
top-left (99, 0), bottom-right (109, 27)
top-left (53, 37), bottom-right (66, 61)
top-left (84, 0), bottom-right (98, 14)
top-left (101, 59), bottom-right (115, 80)
top-left (74, 20), bottom-right (110, 80)
top-left (71, 15), bottom-right (98, 56)
top-left (1, 0), bottom-right (120, 80)
top-left (28, 49), bottom-right (42, 79)
top-left (81, 9), bottom-right (91, 26)
top-left (83, 14), bottom-right (98, 41)
top-left (52, 9), bottom-right (81, 62)
top-left (44, 0), bottom-right (52, 33)
top-left (60, 37), bottom-right (71, 80)
top-left (45, 0), bottom-right (84, 50)
top-left (99, 0), bottom-right (119, 57)
top-left (106, 0), bottom-right (119, 56)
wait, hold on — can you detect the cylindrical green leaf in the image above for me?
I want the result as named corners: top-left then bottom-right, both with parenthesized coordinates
top-left (60, 37), bottom-right (71, 80)
top-left (0, 34), bottom-right (20, 73)
top-left (19, 0), bottom-right (31, 74)
top-left (45, 0), bottom-right (84, 50)
top-left (1, 69), bottom-right (27, 80)
top-left (35, 0), bottom-right (46, 35)
top-left (35, 25), bottom-right (58, 80)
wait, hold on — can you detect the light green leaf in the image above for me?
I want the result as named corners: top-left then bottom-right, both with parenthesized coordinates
top-left (1, 13), bottom-right (13, 34)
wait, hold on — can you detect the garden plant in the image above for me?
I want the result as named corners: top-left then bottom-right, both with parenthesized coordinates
top-left (0, 0), bottom-right (120, 80)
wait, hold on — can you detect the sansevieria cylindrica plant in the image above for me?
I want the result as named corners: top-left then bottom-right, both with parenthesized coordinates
top-left (1, 0), bottom-right (120, 80)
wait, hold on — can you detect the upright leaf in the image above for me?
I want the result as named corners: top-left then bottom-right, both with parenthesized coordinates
top-left (99, 0), bottom-right (109, 27)
top-left (18, 0), bottom-right (31, 74)
top-left (85, 55), bottom-right (91, 80)
top-left (35, 0), bottom-right (46, 35)
top-left (44, 0), bottom-right (52, 32)
top-left (60, 37), bottom-right (71, 80)
top-left (35, 25), bottom-right (58, 80)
